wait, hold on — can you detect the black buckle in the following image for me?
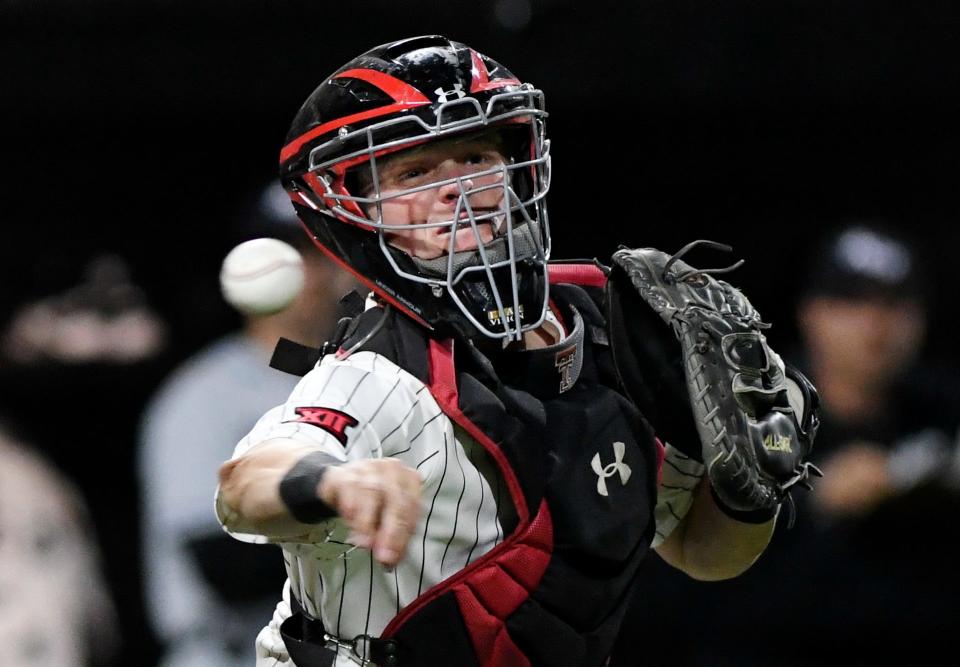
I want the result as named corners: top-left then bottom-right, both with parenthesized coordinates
top-left (324, 632), bottom-right (400, 665)
top-left (324, 633), bottom-right (400, 667)
top-left (370, 637), bottom-right (401, 666)
top-left (283, 590), bottom-right (402, 665)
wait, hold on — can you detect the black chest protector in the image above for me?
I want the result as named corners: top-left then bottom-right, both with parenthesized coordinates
top-left (272, 267), bottom-right (664, 667)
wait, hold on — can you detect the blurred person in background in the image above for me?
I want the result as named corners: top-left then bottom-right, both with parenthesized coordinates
top-left (139, 181), bottom-right (357, 667)
top-left (797, 224), bottom-right (957, 517)
top-left (0, 422), bottom-right (118, 666)
top-left (786, 223), bottom-right (960, 659)
top-left (0, 249), bottom-right (170, 665)
top-left (2, 255), bottom-right (166, 366)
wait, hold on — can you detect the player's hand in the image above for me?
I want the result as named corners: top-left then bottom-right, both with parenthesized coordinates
top-left (319, 459), bottom-right (422, 567)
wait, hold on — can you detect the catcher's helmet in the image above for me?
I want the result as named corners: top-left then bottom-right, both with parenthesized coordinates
top-left (279, 35), bottom-right (551, 341)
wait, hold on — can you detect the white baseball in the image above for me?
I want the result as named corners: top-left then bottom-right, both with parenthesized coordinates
top-left (219, 238), bottom-right (305, 315)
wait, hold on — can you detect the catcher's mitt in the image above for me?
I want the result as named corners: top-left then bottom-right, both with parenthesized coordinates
top-left (606, 240), bottom-right (821, 516)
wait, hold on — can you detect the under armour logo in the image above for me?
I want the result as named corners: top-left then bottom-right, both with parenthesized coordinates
top-left (591, 442), bottom-right (632, 497)
top-left (435, 83), bottom-right (465, 102)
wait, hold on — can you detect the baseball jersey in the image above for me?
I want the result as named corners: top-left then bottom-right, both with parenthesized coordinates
top-left (216, 318), bottom-right (702, 667)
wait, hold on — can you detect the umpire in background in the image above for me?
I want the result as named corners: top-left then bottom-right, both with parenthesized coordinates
top-left (789, 223), bottom-right (960, 661)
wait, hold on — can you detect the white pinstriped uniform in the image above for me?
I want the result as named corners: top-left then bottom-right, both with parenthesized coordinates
top-left (216, 346), bottom-right (701, 666)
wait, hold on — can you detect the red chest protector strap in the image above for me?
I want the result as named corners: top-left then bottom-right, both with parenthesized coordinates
top-left (547, 261), bottom-right (609, 288)
top-left (380, 337), bottom-right (553, 667)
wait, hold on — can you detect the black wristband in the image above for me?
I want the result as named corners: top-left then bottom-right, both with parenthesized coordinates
top-left (709, 485), bottom-right (779, 524)
top-left (279, 451), bottom-right (342, 523)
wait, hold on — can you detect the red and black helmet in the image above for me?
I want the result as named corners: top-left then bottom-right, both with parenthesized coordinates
top-left (279, 35), bottom-right (551, 341)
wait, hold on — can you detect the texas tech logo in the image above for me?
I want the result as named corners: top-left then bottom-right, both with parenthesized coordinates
top-left (555, 346), bottom-right (576, 394)
top-left (590, 441), bottom-right (632, 497)
top-left (288, 407), bottom-right (358, 446)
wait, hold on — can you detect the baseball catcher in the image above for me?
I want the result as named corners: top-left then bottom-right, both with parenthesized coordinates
top-left (215, 35), bottom-right (821, 667)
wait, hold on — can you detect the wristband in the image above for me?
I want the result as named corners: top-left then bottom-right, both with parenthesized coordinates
top-left (279, 451), bottom-right (342, 523)
top-left (709, 485), bottom-right (779, 524)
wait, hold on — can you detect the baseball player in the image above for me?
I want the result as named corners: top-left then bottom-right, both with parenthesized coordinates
top-left (216, 36), bottom-right (820, 667)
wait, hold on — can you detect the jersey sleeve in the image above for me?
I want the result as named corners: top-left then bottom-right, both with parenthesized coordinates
top-left (215, 351), bottom-right (429, 546)
top-left (650, 442), bottom-right (704, 548)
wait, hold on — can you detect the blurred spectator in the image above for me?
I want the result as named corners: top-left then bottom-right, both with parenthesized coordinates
top-left (781, 224), bottom-right (960, 660)
top-left (0, 252), bottom-right (171, 666)
top-left (612, 223), bottom-right (960, 666)
top-left (2, 254), bottom-right (166, 365)
top-left (797, 224), bottom-right (959, 516)
top-left (0, 423), bottom-right (118, 667)
top-left (138, 182), bottom-right (357, 667)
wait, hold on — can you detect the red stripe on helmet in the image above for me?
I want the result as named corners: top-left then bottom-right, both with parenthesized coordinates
top-left (334, 68), bottom-right (432, 104)
top-left (469, 49), bottom-right (521, 93)
top-left (301, 171), bottom-right (368, 224)
top-left (469, 50), bottom-right (490, 91)
top-left (280, 101), bottom-right (427, 165)
top-left (279, 69), bottom-right (431, 166)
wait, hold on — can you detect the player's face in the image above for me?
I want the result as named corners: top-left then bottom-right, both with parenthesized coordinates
top-left (362, 136), bottom-right (507, 260)
top-left (799, 295), bottom-right (926, 385)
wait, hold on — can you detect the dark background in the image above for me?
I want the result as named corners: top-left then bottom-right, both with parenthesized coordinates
top-left (5, 0), bottom-right (960, 353)
top-left (3, 1), bottom-right (960, 664)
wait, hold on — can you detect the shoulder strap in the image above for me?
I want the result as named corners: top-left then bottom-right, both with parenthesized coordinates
top-left (339, 306), bottom-right (432, 385)
top-left (269, 290), bottom-right (367, 377)
top-left (269, 315), bottom-right (352, 377)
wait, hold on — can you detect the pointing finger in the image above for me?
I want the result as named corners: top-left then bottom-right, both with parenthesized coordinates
top-left (373, 468), bottom-right (422, 566)
top-left (349, 476), bottom-right (384, 547)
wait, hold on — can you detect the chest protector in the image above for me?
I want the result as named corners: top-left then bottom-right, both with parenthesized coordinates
top-left (273, 264), bottom-right (664, 667)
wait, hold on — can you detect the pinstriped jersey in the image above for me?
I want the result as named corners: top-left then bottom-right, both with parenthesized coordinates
top-left (216, 349), bottom-right (509, 666)
top-left (216, 346), bottom-right (700, 666)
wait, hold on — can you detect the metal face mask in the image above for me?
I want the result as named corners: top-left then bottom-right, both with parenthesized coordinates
top-left (280, 36), bottom-right (552, 342)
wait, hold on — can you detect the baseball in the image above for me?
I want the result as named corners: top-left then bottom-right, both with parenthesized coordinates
top-left (219, 238), bottom-right (305, 315)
